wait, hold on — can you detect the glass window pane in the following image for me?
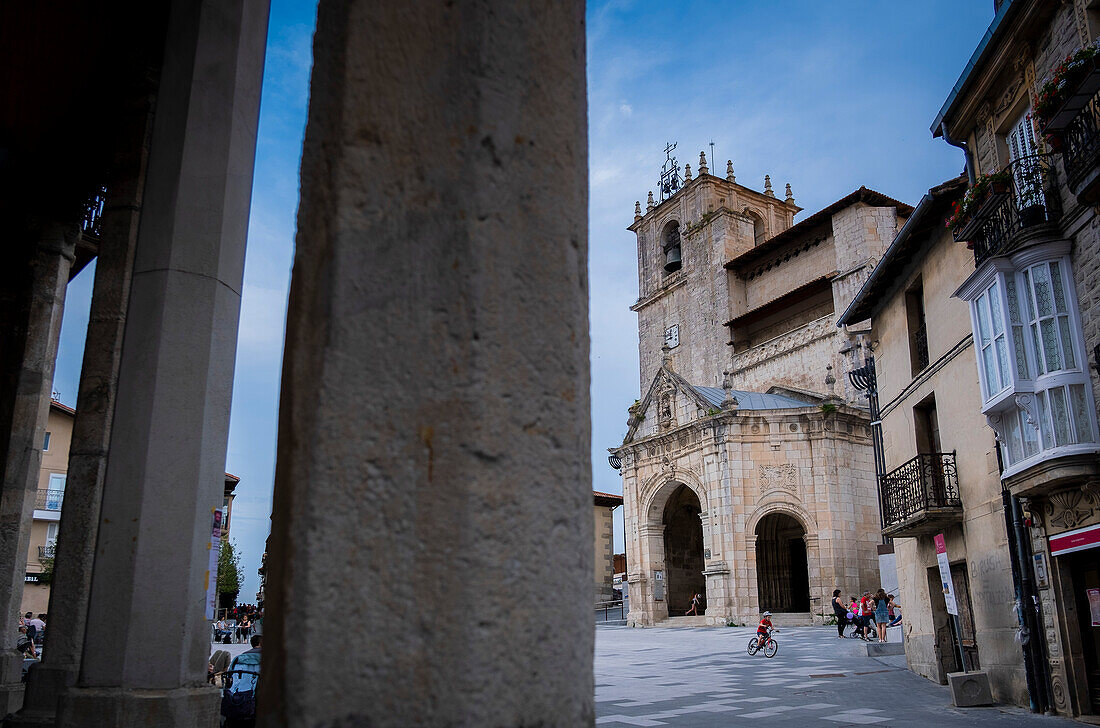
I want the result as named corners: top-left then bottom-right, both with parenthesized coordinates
top-left (1049, 261), bottom-right (1068, 313)
top-left (1021, 409), bottom-right (1040, 458)
top-left (1040, 318), bottom-right (1062, 372)
top-left (1071, 383), bottom-right (1094, 443)
top-left (1039, 391), bottom-right (1054, 449)
top-left (1025, 325), bottom-right (1042, 376)
top-left (996, 336), bottom-right (1010, 384)
top-left (1033, 264), bottom-right (1054, 318)
top-left (976, 293), bottom-right (992, 346)
top-left (1005, 278), bottom-right (1022, 324)
top-left (1012, 327), bottom-right (1030, 379)
top-left (1005, 412), bottom-right (1024, 464)
top-left (982, 348), bottom-right (999, 397)
top-left (1051, 386), bottom-right (1071, 447)
top-left (1058, 315), bottom-right (1076, 370)
top-left (989, 282), bottom-right (1005, 336)
top-left (1022, 270), bottom-right (1036, 321)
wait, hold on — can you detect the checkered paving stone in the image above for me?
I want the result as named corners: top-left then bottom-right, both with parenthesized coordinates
top-left (594, 625), bottom-right (1078, 727)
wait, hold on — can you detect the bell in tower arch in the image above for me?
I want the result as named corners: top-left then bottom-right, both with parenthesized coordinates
top-left (662, 220), bottom-right (682, 273)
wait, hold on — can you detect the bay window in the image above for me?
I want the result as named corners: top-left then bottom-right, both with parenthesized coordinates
top-left (958, 241), bottom-right (1099, 478)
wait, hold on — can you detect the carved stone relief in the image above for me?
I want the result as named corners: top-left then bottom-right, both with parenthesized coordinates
top-left (1044, 487), bottom-right (1097, 531)
top-left (758, 463), bottom-right (798, 493)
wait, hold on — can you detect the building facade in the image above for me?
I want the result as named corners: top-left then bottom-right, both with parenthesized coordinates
top-left (839, 177), bottom-right (1033, 703)
top-left (22, 401), bottom-right (75, 615)
top-left (839, 1), bottom-right (1100, 718)
top-left (613, 159), bottom-right (906, 626)
top-left (594, 491), bottom-right (623, 603)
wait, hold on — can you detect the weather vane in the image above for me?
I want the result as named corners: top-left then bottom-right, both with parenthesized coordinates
top-left (657, 141), bottom-right (682, 202)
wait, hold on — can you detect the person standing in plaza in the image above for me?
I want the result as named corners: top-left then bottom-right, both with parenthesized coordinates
top-left (831, 589), bottom-right (848, 638)
top-left (873, 588), bottom-right (890, 642)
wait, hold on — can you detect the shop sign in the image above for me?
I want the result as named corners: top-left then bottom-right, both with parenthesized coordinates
top-left (24, 573), bottom-right (40, 584)
top-left (1049, 522), bottom-right (1100, 557)
top-left (934, 533), bottom-right (958, 616)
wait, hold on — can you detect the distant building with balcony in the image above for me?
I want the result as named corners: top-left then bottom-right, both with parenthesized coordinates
top-left (840, 175), bottom-right (1021, 701)
top-left (840, 1), bottom-right (1100, 719)
top-left (21, 400), bottom-right (76, 614)
top-left (23, 400), bottom-right (243, 616)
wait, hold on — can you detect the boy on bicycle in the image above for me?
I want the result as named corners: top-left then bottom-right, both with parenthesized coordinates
top-left (757, 610), bottom-right (774, 649)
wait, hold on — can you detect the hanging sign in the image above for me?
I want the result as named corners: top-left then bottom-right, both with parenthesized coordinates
top-left (1049, 523), bottom-right (1100, 557)
top-left (204, 508), bottom-right (224, 621)
top-left (934, 534), bottom-right (958, 616)
top-left (1089, 588), bottom-right (1100, 627)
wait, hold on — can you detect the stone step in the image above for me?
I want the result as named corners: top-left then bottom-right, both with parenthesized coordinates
top-left (767, 612), bottom-right (813, 627)
top-left (864, 641), bottom-right (905, 657)
top-left (657, 616), bottom-right (712, 628)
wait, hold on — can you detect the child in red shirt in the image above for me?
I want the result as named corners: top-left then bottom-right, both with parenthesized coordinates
top-left (757, 611), bottom-right (774, 648)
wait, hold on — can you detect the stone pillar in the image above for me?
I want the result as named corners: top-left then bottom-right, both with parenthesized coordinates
top-left (13, 98), bottom-right (154, 728)
top-left (55, 0), bottom-right (268, 725)
top-left (0, 225), bottom-right (77, 715)
top-left (256, 1), bottom-right (590, 725)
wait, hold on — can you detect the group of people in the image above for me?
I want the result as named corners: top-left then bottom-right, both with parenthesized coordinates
top-left (16, 612), bottom-right (46, 659)
top-left (831, 588), bottom-right (901, 642)
top-left (214, 603), bottom-right (262, 645)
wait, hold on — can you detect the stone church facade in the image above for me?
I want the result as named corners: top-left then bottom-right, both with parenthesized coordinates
top-left (612, 156), bottom-right (909, 625)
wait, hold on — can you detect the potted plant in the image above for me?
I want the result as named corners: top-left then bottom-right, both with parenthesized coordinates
top-left (945, 170), bottom-right (1012, 235)
top-left (1035, 41), bottom-right (1100, 131)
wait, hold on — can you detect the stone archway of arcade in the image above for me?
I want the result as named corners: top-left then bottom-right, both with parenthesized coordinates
top-left (0, 1), bottom-right (592, 727)
top-left (755, 512), bottom-right (811, 615)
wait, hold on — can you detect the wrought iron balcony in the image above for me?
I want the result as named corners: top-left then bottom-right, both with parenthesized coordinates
top-left (38, 543), bottom-right (56, 560)
top-left (34, 489), bottom-right (64, 511)
top-left (952, 154), bottom-right (1062, 267)
top-left (881, 452), bottom-right (962, 537)
top-left (1060, 89), bottom-right (1100, 200)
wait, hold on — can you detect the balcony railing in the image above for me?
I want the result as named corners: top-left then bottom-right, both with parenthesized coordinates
top-left (35, 489), bottom-right (64, 511)
top-left (38, 543), bottom-right (56, 560)
top-left (952, 154), bottom-right (1062, 267)
top-left (81, 186), bottom-right (107, 239)
top-left (1061, 89), bottom-right (1100, 198)
top-left (881, 452), bottom-right (962, 536)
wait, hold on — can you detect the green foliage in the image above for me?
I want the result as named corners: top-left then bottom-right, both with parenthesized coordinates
top-left (706, 408), bottom-right (721, 416)
top-left (217, 538), bottom-right (242, 598)
top-left (819, 403), bottom-right (838, 414)
top-left (38, 557), bottom-right (54, 585)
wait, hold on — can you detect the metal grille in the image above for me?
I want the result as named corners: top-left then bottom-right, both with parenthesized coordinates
top-left (912, 321), bottom-right (929, 372)
top-left (955, 154), bottom-right (1061, 266)
top-left (81, 186), bottom-right (107, 238)
top-left (880, 452), bottom-right (960, 528)
top-left (1062, 90), bottom-right (1100, 191)
top-left (35, 489), bottom-right (64, 511)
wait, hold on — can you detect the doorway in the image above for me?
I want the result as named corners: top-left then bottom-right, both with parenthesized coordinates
top-left (662, 485), bottom-right (706, 615)
top-left (755, 513), bottom-right (810, 613)
top-left (1067, 550), bottom-right (1100, 713)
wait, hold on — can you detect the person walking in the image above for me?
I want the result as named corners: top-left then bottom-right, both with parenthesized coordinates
top-left (831, 589), bottom-right (848, 638)
top-left (685, 593), bottom-right (702, 616)
top-left (873, 588), bottom-right (890, 642)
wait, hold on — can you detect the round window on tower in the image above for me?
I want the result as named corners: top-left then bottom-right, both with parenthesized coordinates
top-left (662, 220), bottom-right (682, 273)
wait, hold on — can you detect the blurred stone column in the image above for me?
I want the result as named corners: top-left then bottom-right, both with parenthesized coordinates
top-left (12, 98), bottom-right (155, 728)
top-left (0, 224), bottom-right (77, 715)
top-left (54, 0), bottom-right (268, 724)
top-left (257, 0), bottom-right (592, 725)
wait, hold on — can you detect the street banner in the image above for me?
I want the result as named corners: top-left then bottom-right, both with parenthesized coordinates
top-left (934, 533), bottom-right (958, 616)
top-left (205, 508), bottom-right (224, 620)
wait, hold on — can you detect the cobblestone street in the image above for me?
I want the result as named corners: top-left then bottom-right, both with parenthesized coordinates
top-left (595, 626), bottom-right (1077, 727)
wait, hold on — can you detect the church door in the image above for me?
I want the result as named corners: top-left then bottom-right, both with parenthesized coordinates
top-left (755, 513), bottom-right (811, 613)
top-left (662, 485), bottom-right (706, 615)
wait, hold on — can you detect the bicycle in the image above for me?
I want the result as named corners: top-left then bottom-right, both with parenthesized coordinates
top-left (746, 627), bottom-right (779, 658)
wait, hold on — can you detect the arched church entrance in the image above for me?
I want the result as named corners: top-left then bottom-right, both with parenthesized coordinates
top-left (755, 513), bottom-right (810, 613)
top-left (663, 484), bottom-right (706, 615)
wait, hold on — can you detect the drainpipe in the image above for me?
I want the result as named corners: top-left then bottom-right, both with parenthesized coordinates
top-left (940, 121), bottom-right (976, 185)
top-left (1010, 492), bottom-right (1054, 713)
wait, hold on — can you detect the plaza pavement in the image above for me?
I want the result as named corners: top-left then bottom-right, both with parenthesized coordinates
top-left (595, 624), bottom-right (1077, 727)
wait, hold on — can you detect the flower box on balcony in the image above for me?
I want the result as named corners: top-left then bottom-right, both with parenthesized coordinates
top-left (953, 190), bottom-right (1008, 243)
top-left (1041, 55), bottom-right (1100, 134)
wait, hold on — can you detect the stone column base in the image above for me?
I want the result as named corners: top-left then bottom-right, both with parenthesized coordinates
top-left (56, 685), bottom-right (219, 728)
top-left (7, 662), bottom-right (78, 727)
top-left (0, 649), bottom-right (28, 716)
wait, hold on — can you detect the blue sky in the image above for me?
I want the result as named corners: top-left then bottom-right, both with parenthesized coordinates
top-left (52, 1), bottom-right (994, 594)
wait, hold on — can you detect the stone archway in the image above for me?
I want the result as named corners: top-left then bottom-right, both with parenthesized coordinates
top-left (662, 484), bottom-right (706, 615)
top-left (755, 512), bottom-right (810, 613)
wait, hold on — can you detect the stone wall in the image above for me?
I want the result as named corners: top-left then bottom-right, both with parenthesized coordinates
top-left (594, 505), bottom-right (615, 603)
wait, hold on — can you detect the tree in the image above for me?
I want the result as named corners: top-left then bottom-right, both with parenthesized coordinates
top-left (217, 538), bottom-right (242, 609)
